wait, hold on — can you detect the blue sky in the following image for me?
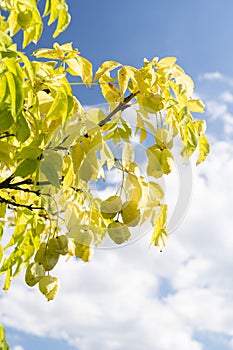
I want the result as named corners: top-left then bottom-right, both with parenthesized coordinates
top-left (1, 1), bottom-right (233, 350)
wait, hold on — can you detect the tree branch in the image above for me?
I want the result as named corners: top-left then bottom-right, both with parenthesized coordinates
top-left (0, 196), bottom-right (44, 211)
top-left (98, 92), bottom-right (138, 127)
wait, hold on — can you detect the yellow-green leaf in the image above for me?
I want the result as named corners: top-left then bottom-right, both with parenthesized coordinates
top-left (118, 66), bottom-right (129, 95)
top-left (122, 142), bottom-right (134, 170)
top-left (94, 60), bottom-right (121, 81)
top-left (39, 275), bottom-right (59, 301)
top-left (161, 148), bottom-right (174, 174)
top-left (16, 112), bottom-right (30, 142)
top-left (150, 204), bottom-right (168, 250)
top-left (196, 134), bottom-right (210, 165)
top-left (66, 56), bottom-right (92, 86)
top-left (14, 159), bottom-right (39, 177)
top-left (187, 99), bottom-right (205, 113)
top-left (79, 149), bottom-right (99, 182)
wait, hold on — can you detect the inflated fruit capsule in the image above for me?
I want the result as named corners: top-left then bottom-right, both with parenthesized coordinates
top-left (121, 200), bottom-right (141, 227)
top-left (107, 221), bottom-right (130, 244)
top-left (48, 235), bottom-right (69, 255)
top-left (100, 195), bottom-right (122, 219)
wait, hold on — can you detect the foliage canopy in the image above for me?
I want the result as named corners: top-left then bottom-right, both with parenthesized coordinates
top-left (0, 0), bottom-right (209, 321)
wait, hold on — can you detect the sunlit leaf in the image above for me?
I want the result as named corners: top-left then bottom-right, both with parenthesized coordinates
top-left (196, 134), bottom-right (210, 165)
top-left (150, 204), bottom-right (168, 250)
top-left (94, 60), bottom-right (121, 81)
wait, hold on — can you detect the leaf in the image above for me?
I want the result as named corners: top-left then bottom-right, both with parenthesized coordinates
top-left (17, 146), bottom-right (43, 160)
top-left (122, 142), bottom-right (134, 170)
top-left (71, 142), bottom-right (85, 175)
top-left (0, 109), bottom-right (14, 133)
top-left (17, 9), bottom-right (33, 29)
top-left (53, 1), bottom-right (71, 38)
top-left (100, 82), bottom-right (121, 103)
top-left (5, 63), bottom-right (24, 117)
top-left (74, 242), bottom-right (94, 262)
top-left (3, 268), bottom-right (11, 291)
top-left (125, 174), bottom-right (142, 203)
top-left (5, 71), bottom-right (16, 116)
top-left (157, 56), bottom-right (177, 68)
top-left (118, 66), bottom-right (129, 95)
top-left (0, 324), bottom-right (9, 350)
top-left (161, 148), bottom-right (174, 174)
top-left (187, 99), bottom-right (205, 113)
top-left (14, 159), bottom-right (39, 177)
top-left (175, 73), bottom-right (194, 99)
top-left (146, 146), bottom-right (163, 178)
top-left (0, 140), bottom-right (15, 166)
top-left (16, 112), bottom-right (30, 142)
top-left (0, 31), bottom-right (12, 49)
top-left (194, 120), bottom-right (206, 135)
top-left (40, 150), bottom-right (62, 188)
top-left (150, 204), bottom-right (168, 250)
top-left (107, 221), bottom-right (131, 244)
top-left (39, 275), bottom-right (59, 301)
top-left (66, 56), bottom-right (92, 86)
top-left (35, 245), bottom-right (59, 271)
top-left (100, 141), bottom-right (114, 170)
top-left (137, 93), bottom-right (164, 113)
top-left (94, 60), bottom-right (121, 81)
top-left (196, 134), bottom-right (210, 165)
top-left (45, 88), bottom-right (68, 122)
top-left (79, 149), bottom-right (99, 182)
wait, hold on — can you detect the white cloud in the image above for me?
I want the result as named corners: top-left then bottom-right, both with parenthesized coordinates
top-left (220, 91), bottom-right (233, 103)
top-left (201, 72), bottom-right (224, 81)
top-left (13, 346), bottom-right (24, 350)
top-left (206, 100), bottom-right (227, 119)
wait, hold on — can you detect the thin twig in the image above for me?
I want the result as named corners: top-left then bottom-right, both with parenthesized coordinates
top-left (98, 92), bottom-right (138, 127)
top-left (0, 196), bottom-right (44, 211)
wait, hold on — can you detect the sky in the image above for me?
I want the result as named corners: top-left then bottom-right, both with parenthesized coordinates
top-left (1, 0), bottom-right (233, 349)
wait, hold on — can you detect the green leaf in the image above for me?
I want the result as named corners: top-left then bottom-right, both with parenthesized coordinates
top-left (196, 134), bottom-right (210, 165)
top-left (17, 146), bottom-right (43, 160)
top-left (17, 9), bottom-right (33, 29)
top-left (0, 109), bottom-right (14, 133)
top-left (5, 71), bottom-right (16, 116)
top-left (16, 112), bottom-right (30, 142)
top-left (14, 159), bottom-right (39, 177)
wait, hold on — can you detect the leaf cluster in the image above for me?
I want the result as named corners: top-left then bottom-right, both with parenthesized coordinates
top-left (0, 0), bottom-right (210, 305)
